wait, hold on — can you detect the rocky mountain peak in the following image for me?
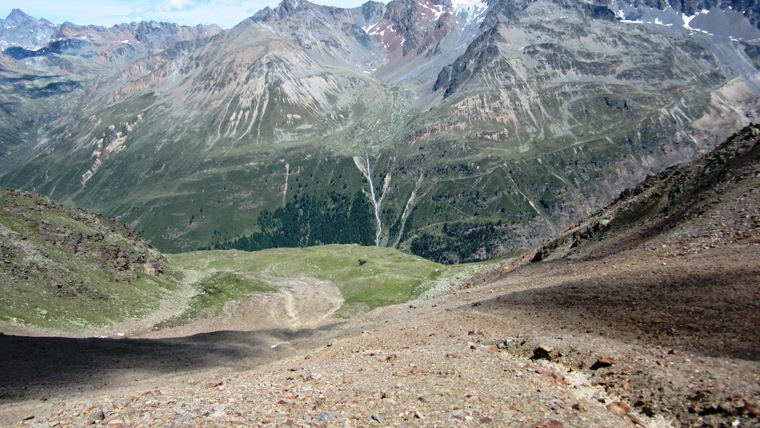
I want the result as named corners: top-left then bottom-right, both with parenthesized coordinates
top-left (6, 8), bottom-right (30, 22)
top-left (361, 0), bottom-right (473, 58)
top-left (1, 8), bottom-right (57, 51)
top-left (252, 0), bottom-right (320, 21)
top-left (273, 0), bottom-right (307, 18)
top-left (362, 1), bottom-right (388, 21)
top-left (4, 9), bottom-right (53, 27)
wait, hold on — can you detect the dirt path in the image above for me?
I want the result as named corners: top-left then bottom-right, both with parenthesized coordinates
top-left (134, 275), bottom-right (344, 339)
top-left (276, 277), bottom-right (344, 329)
top-left (107, 274), bottom-right (198, 338)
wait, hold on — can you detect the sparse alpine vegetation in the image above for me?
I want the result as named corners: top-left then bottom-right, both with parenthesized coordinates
top-left (0, 188), bottom-right (176, 331)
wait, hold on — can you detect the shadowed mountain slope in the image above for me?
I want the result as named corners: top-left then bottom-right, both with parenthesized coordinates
top-left (530, 123), bottom-right (760, 262)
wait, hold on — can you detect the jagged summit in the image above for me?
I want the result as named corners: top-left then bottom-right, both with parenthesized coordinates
top-left (4, 9), bottom-right (53, 26)
top-left (0, 8), bottom-right (57, 51)
top-left (6, 8), bottom-right (31, 22)
top-left (0, 8), bottom-right (222, 54)
top-left (252, 0), bottom-right (313, 20)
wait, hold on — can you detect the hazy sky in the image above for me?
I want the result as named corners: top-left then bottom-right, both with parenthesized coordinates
top-left (0, 0), bottom-right (369, 29)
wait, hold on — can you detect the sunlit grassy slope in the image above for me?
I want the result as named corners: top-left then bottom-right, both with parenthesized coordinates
top-left (168, 244), bottom-right (457, 318)
top-left (0, 188), bottom-right (180, 331)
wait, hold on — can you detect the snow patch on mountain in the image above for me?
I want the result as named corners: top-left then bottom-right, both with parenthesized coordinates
top-left (610, 0), bottom-right (760, 40)
top-left (452, 0), bottom-right (488, 25)
top-left (419, 2), bottom-right (446, 20)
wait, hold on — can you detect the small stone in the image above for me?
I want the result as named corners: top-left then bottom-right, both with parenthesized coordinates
top-left (607, 401), bottom-right (631, 416)
top-left (414, 410), bottom-right (425, 419)
top-left (452, 409), bottom-right (467, 420)
top-left (590, 356), bottom-right (616, 370)
top-left (87, 409), bottom-right (105, 422)
top-left (370, 414), bottom-right (383, 423)
top-left (480, 416), bottom-right (494, 423)
top-left (571, 403), bottom-right (586, 412)
top-left (317, 412), bottom-right (334, 422)
top-left (530, 344), bottom-right (554, 360)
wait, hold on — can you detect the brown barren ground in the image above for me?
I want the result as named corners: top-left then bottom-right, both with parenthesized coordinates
top-left (0, 236), bottom-right (757, 427)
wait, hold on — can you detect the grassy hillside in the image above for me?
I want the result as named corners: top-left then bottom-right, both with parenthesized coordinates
top-left (168, 244), bottom-right (452, 320)
top-left (0, 188), bottom-right (179, 331)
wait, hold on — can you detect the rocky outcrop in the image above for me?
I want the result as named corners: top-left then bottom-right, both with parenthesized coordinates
top-left (0, 187), bottom-right (177, 330)
top-left (627, 0), bottom-right (760, 28)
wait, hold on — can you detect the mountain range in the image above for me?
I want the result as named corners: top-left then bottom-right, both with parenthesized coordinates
top-left (1, 0), bottom-right (759, 262)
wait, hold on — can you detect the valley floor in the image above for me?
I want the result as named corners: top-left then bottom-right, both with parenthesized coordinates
top-left (1, 236), bottom-right (758, 427)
